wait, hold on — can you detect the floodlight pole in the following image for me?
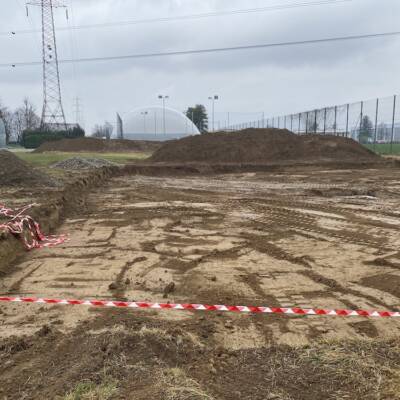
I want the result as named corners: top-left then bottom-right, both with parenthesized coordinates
top-left (158, 95), bottom-right (169, 135)
top-left (141, 111), bottom-right (148, 134)
top-left (208, 95), bottom-right (218, 132)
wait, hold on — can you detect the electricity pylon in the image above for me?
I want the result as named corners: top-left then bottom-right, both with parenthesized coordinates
top-left (27, 0), bottom-right (67, 130)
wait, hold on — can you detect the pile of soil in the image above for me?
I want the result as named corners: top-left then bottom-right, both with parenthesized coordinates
top-left (151, 128), bottom-right (379, 164)
top-left (0, 150), bottom-right (56, 187)
top-left (1, 313), bottom-right (399, 400)
top-left (51, 157), bottom-right (116, 170)
top-left (34, 137), bottom-right (163, 153)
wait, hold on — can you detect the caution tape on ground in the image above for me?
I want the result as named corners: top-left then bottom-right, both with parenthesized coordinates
top-left (0, 203), bottom-right (67, 250)
top-left (0, 296), bottom-right (399, 318)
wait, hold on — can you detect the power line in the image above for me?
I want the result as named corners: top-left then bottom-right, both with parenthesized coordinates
top-left (66, 0), bottom-right (79, 95)
top-left (26, 0), bottom-right (68, 128)
top-left (1, 0), bottom-right (352, 36)
top-left (14, 0), bottom-right (42, 54)
top-left (2, 30), bottom-right (399, 68)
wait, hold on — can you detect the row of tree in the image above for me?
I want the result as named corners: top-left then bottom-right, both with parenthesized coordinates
top-left (0, 98), bottom-right (40, 143)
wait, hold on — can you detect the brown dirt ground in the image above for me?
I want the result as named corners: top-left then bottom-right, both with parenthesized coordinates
top-left (0, 150), bottom-right (56, 187)
top-left (150, 128), bottom-right (379, 163)
top-left (1, 163), bottom-right (400, 399)
top-left (34, 137), bottom-right (164, 153)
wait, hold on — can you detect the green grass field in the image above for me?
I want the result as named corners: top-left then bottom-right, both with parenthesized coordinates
top-left (15, 151), bottom-right (151, 167)
top-left (364, 143), bottom-right (400, 155)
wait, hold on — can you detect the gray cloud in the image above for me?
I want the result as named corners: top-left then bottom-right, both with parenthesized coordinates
top-left (0, 0), bottom-right (399, 131)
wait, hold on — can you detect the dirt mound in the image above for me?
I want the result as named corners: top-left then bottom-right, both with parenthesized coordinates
top-left (0, 150), bottom-right (56, 187)
top-left (1, 313), bottom-right (399, 400)
top-left (34, 137), bottom-right (163, 153)
top-left (151, 128), bottom-right (379, 164)
top-left (51, 157), bottom-right (116, 170)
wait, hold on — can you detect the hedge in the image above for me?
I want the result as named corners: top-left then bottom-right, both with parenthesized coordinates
top-left (22, 126), bottom-right (85, 149)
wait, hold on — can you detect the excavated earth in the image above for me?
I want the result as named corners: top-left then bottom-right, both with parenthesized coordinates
top-left (150, 129), bottom-right (379, 164)
top-left (1, 162), bottom-right (400, 399)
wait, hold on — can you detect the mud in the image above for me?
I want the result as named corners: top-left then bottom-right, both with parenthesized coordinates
top-left (1, 164), bottom-right (400, 399)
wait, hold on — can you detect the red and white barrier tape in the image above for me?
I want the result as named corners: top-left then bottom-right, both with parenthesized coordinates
top-left (0, 203), bottom-right (67, 250)
top-left (0, 296), bottom-right (399, 318)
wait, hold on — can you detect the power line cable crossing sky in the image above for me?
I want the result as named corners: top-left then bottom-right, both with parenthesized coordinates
top-left (1, 30), bottom-right (399, 68)
top-left (0, 0), bottom-right (353, 36)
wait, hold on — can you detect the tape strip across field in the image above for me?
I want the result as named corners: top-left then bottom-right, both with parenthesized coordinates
top-left (0, 296), bottom-right (399, 318)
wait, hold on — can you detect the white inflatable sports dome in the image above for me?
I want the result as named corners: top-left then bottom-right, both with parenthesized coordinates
top-left (117, 106), bottom-right (200, 141)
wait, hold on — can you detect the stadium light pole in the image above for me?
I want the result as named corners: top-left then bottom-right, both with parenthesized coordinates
top-left (158, 95), bottom-right (169, 135)
top-left (208, 95), bottom-right (218, 132)
top-left (141, 111), bottom-right (148, 134)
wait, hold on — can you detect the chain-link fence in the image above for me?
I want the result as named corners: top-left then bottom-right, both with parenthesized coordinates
top-left (229, 95), bottom-right (400, 154)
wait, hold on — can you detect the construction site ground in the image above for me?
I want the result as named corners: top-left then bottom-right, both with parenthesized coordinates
top-left (1, 163), bottom-right (400, 399)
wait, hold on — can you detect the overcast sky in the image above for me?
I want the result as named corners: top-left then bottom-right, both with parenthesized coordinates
top-left (1, 0), bottom-right (400, 131)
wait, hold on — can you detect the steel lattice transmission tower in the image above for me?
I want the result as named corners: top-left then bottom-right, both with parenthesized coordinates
top-left (27, 0), bottom-right (67, 130)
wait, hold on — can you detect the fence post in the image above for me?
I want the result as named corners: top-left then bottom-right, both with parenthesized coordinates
top-left (306, 112), bottom-right (309, 134)
top-left (359, 101), bottom-right (364, 142)
top-left (284, 115), bottom-right (287, 129)
top-left (290, 114), bottom-right (293, 131)
top-left (391, 95), bottom-right (396, 153)
top-left (345, 104), bottom-right (349, 138)
top-left (298, 113), bottom-right (301, 134)
top-left (323, 108), bottom-right (327, 135)
top-left (374, 98), bottom-right (379, 150)
top-left (334, 106), bottom-right (337, 135)
top-left (314, 109), bottom-right (317, 134)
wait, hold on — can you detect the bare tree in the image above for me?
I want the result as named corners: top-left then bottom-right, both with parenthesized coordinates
top-left (21, 98), bottom-right (40, 131)
top-left (91, 121), bottom-right (113, 140)
top-left (13, 98), bottom-right (40, 142)
top-left (0, 100), bottom-right (13, 143)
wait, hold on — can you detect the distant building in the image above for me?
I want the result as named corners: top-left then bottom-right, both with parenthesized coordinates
top-left (117, 106), bottom-right (200, 141)
top-left (377, 122), bottom-right (400, 142)
top-left (0, 118), bottom-right (6, 148)
top-left (350, 123), bottom-right (400, 143)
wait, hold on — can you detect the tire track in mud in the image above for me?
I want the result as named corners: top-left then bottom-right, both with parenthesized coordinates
top-left (108, 256), bottom-right (148, 300)
top-left (3, 262), bottom-right (43, 295)
top-left (236, 268), bottom-right (289, 342)
top-left (237, 221), bottom-right (395, 338)
top-left (298, 269), bottom-right (393, 310)
top-left (238, 195), bottom-right (400, 231)
top-left (243, 233), bottom-right (315, 268)
top-left (242, 203), bottom-right (395, 251)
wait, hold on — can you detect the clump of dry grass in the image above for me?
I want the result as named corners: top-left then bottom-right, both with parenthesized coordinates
top-left (158, 367), bottom-right (214, 400)
top-left (298, 338), bottom-right (400, 399)
top-left (62, 378), bottom-right (118, 400)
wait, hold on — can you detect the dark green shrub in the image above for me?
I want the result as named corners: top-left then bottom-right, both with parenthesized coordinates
top-left (22, 126), bottom-right (85, 148)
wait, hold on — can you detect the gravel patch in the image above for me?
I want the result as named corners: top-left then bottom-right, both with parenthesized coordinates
top-left (51, 157), bottom-right (116, 170)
